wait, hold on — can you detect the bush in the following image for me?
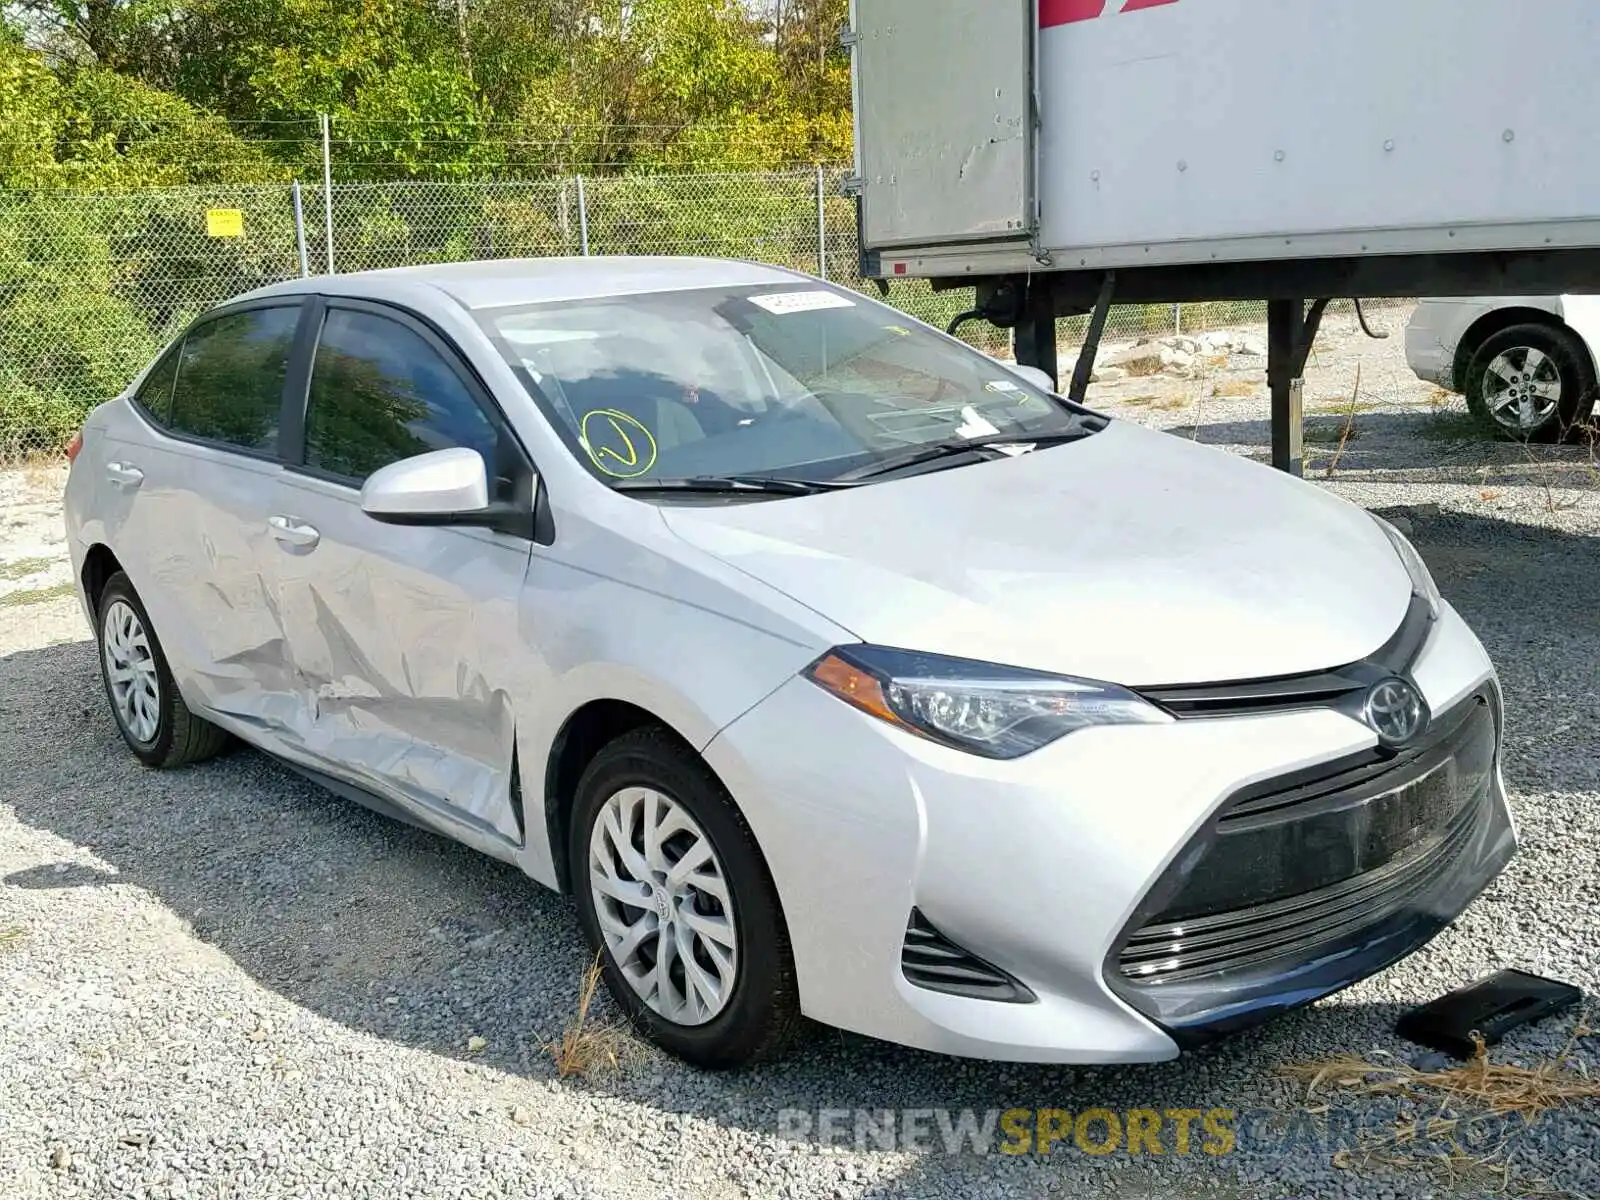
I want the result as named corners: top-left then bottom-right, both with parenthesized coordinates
top-left (0, 377), bottom-right (92, 459)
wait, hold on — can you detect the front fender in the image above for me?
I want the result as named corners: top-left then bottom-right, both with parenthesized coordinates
top-left (512, 542), bottom-right (845, 889)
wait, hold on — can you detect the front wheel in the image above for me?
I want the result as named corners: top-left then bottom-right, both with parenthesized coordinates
top-left (95, 571), bottom-right (231, 768)
top-left (569, 728), bottom-right (799, 1069)
top-left (1464, 322), bottom-right (1597, 442)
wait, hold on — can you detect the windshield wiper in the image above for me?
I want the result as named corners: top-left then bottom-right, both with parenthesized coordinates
top-left (613, 475), bottom-right (851, 497)
top-left (832, 427), bottom-right (1097, 483)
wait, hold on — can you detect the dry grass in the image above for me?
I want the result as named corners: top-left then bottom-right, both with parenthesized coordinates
top-left (0, 926), bottom-right (27, 951)
top-left (0, 580), bottom-right (75, 609)
top-left (1280, 1017), bottom-right (1599, 1191)
top-left (22, 461), bottom-right (67, 492)
top-left (1149, 394), bottom-right (1191, 412)
top-left (1212, 378), bottom-right (1259, 399)
top-left (1306, 424), bottom-right (1362, 447)
top-left (543, 957), bottom-right (632, 1080)
top-left (1116, 394), bottom-right (1161, 408)
top-left (1282, 1022), bottom-right (1600, 1120)
top-left (1321, 364), bottom-right (1362, 477)
top-left (0, 556), bottom-right (55, 582)
top-left (1310, 399), bottom-right (1388, 415)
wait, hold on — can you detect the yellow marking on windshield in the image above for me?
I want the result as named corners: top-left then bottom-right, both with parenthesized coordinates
top-left (580, 409), bottom-right (659, 479)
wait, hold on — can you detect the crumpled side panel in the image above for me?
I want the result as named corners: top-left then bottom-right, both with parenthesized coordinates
top-left (105, 436), bottom-right (300, 724)
top-left (266, 472), bottom-right (528, 849)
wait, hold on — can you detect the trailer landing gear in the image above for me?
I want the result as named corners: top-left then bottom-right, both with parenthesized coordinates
top-left (1265, 299), bottom-right (1332, 477)
top-left (963, 272), bottom-right (1338, 477)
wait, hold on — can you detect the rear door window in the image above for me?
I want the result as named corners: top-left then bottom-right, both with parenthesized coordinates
top-left (167, 305), bottom-right (299, 454)
top-left (303, 308), bottom-right (500, 483)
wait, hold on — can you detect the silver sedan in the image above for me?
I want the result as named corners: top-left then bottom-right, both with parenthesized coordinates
top-left (65, 258), bottom-right (1513, 1067)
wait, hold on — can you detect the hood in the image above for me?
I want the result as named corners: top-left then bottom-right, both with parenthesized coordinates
top-left (661, 421), bottom-right (1415, 686)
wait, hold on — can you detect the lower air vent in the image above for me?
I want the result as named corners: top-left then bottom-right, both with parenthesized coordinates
top-left (902, 909), bottom-right (1036, 1004)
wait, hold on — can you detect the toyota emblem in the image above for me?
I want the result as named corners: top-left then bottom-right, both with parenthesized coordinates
top-left (1364, 677), bottom-right (1428, 748)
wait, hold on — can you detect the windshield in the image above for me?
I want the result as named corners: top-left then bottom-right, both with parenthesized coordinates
top-left (479, 283), bottom-right (1097, 488)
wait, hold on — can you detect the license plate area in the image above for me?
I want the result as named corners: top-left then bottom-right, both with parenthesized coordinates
top-left (1156, 696), bottom-right (1495, 924)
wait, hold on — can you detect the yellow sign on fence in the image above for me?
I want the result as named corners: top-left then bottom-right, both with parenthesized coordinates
top-left (205, 209), bottom-right (244, 238)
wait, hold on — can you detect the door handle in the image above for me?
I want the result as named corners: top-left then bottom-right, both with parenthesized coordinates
top-left (268, 515), bottom-right (321, 549)
top-left (105, 461), bottom-right (144, 488)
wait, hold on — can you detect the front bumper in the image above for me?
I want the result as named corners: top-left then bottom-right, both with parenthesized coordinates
top-left (1108, 684), bottom-right (1510, 1046)
top-left (704, 602), bottom-right (1513, 1063)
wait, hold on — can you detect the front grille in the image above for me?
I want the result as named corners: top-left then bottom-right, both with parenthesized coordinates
top-left (1221, 695), bottom-right (1482, 825)
top-left (1137, 595), bottom-right (1435, 719)
top-left (1137, 666), bottom-right (1370, 719)
top-left (1115, 691), bottom-right (1497, 987)
top-left (902, 909), bottom-right (1036, 1004)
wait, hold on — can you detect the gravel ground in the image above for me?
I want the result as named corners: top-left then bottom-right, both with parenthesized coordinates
top-left (2, 305), bottom-right (1598, 1199)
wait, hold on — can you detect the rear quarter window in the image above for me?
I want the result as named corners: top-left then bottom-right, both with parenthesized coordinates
top-left (133, 345), bottom-right (182, 423)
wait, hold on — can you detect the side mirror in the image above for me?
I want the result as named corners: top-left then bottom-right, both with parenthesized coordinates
top-left (1006, 364), bottom-right (1057, 394)
top-left (361, 448), bottom-right (490, 525)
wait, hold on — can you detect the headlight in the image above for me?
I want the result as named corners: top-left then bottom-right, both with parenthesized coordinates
top-left (1371, 515), bottom-right (1442, 616)
top-left (804, 645), bottom-right (1171, 759)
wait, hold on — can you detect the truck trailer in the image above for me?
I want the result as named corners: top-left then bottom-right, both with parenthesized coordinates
top-left (846, 0), bottom-right (1600, 470)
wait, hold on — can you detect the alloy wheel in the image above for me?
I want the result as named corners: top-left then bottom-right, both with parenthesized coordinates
top-left (587, 786), bottom-right (739, 1026)
top-left (102, 599), bottom-right (161, 743)
top-left (1483, 345), bottom-right (1562, 432)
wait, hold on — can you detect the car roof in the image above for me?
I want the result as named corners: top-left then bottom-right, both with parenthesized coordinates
top-left (234, 256), bottom-right (813, 313)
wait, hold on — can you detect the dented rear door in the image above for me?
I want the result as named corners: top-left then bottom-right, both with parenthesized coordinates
top-left (98, 304), bottom-right (305, 722)
top-left (267, 301), bottom-right (532, 850)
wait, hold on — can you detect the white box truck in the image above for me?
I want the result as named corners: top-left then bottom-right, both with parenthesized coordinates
top-left (847, 0), bottom-right (1600, 469)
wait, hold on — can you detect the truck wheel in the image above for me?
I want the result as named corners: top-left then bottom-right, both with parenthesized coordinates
top-left (569, 728), bottom-right (800, 1069)
top-left (1464, 323), bottom-right (1597, 442)
top-left (96, 571), bottom-right (232, 768)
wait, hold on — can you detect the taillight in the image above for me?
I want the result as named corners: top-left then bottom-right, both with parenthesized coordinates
top-left (65, 431), bottom-right (84, 462)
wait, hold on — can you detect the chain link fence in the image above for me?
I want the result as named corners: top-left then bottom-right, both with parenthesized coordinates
top-left (3, 168), bottom-right (1319, 462)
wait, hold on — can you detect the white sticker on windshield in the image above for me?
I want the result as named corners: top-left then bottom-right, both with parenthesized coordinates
top-left (984, 379), bottom-right (1022, 393)
top-left (954, 406), bottom-right (1000, 439)
top-left (747, 290), bottom-right (857, 315)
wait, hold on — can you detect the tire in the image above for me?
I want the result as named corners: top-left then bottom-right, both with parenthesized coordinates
top-left (95, 571), bottom-right (231, 768)
top-left (1463, 322), bottom-right (1597, 442)
top-left (569, 728), bottom-right (800, 1069)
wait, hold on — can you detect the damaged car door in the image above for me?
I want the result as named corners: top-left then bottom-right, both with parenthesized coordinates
top-left (266, 299), bottom-right (535, 853)
top-left (101, 303), bottom-right (305, 718)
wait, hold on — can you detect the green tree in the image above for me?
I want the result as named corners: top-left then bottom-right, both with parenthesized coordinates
top-left (773, 0), bottom-right (850, 162)
top-left (9, 0), bottom-right (183, 75)
top-left (55, 67), bottom-right (285, 186)
top-left (1, 33), bottom-right (282, 188)
top-left (0, 33), bottom-right (63, 185)
top-left (504, 0), bottom-right (795, 174)
top-left (168, 0), bottom-right (493, 180)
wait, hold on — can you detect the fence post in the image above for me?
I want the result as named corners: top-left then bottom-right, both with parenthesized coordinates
top-left (1173, 303), bottom-right (1182, 336)
top-left (816, 165), bottom-right (827, 279)
top-left (291, 181), bottom-right (310, 278)
top-left (576, 175), bottom-right (590, 256)
top-left (320, 113), bottom-right (336, 273)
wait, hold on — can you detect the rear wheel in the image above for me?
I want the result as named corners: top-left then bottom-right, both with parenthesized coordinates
top-left (95, 572), bottom-right (231, 768)
top-left (1464, 322), bottom-right (1597, 442)
top-left (569, 728), bottom-right (800, 1069)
